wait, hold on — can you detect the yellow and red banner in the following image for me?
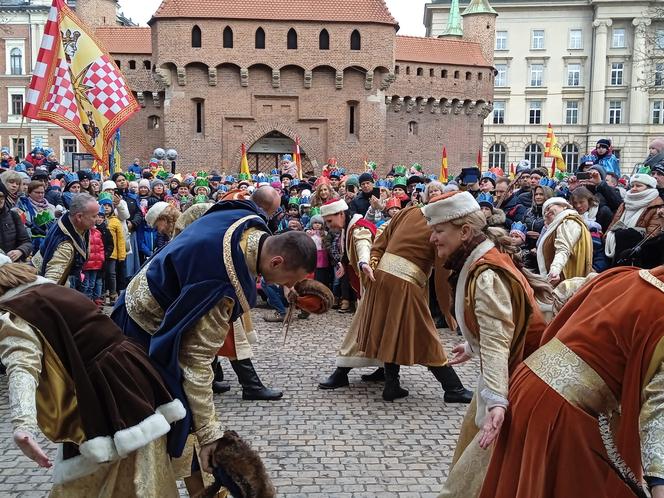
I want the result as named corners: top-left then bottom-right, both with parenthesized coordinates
top-left (23, 0), bottom-right (139, 169)
top-left (240, 143), bottom-right (250, 178)
top-left (476, 149), bottom-right (483, 172)
top-left (439, 146), bottom-right (449, 183)
top-left (544, 123), bottom-right (566, 173)
top-left (294, 136), bottom-right (303, 180)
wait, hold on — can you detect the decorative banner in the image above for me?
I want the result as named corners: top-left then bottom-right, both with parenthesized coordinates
top-left (439, 146), bottom-right (449, 183)
top-left (476, 149), bottom-right (483, 172)
top-left (544, 123), bottom-right (566, 172)
top-left (239, 143), bottom-right (251, 179)
top-left (294, 136), bottom-right (302, 180)
top-left (509, 162), bottom-right (515, 180)
top-left (23, 0), bottom-right (139, 166)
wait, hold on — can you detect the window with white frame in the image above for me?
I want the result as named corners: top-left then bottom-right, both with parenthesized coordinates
top-left (528, 100), bottom-right (542, 124)
top-left (562, 143), bottom-right (579, 171)
top-left (656, 63), bottom-right (664, 87)
top-left (488, 143), bottom-right (507, 169)
top-left (495, 31), bottom-right (508, 50)
top-left (611, 28), bottom-right (625, 48)
top-left (11, 94), bottom-right (23, 116)
top-left (569, 29), bottom-right (582, 49)
top-left (608, 101), bottom-right (622, 124)
top-left (525, 143), bottom-right (543, 168)
top-left (652, 101), bottom-right (664, 124)
top-left (5, 40), bottom-right (25, 76)
top-left (657, 29), bottom-right (664, 50)
top-left (567, 63), bottom-right (581, 86)
top-left (531, 30), bottom-right (544, 49)
top-left (529, 64), bottom-right (544, 87)
top-left (610, 63), bottom-right (624, 85)
top-left (565, 101), bottom-right (579, 124)
top-left (492, 101), bottom-right (505, 124)
top-left (11, 137), bottom-right (25, 160)
top-left (495, 64), bottom-right (507, 87)
top-left (61, 138), bottom-right (78, 165)
top-left (7, 88), bottom-right (25, 122)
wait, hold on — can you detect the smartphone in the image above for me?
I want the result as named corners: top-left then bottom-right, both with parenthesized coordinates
top-left (372, 187), bottom-right (381, 198)
top-left (576, 171), bottom-right (591, 180)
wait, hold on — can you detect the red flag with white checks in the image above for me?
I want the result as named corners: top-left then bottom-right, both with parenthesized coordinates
top-left (23, 0), bottom-right (139, 167)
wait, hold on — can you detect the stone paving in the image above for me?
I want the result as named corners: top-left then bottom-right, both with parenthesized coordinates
top-left (0, 305), bottom-right (480, 497)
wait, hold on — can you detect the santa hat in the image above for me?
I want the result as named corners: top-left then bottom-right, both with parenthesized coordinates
top-left (421, 191), bottom-right (480, 226)
top-left (145, 201), bottom-right (170, 227)
top-left (320, 198), bottom-right (348, 217)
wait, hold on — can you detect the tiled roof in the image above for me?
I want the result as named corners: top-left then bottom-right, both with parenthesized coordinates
top-left (395, 35), bottom-right (490, 67)
top-left (95, 27), bottom-right (152, 55)
top-left (152, 0), bottom-right (398, 25)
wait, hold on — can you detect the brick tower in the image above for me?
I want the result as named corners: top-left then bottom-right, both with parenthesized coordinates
top-left (461, 0), bottom-right (497, 66)
top-left (74, 0), bottom-right (118, 28)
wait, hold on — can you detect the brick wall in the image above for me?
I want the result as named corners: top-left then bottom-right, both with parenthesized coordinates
top-left (75, 0), bottom-right (117, 28)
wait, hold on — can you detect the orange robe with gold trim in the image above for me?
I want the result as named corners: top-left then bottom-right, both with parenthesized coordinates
top-left (479, 266), bottom-right (664, 498)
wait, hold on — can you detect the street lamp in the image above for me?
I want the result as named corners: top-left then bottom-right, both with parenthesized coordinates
top-left (153, 147), bottom-right (178, 174)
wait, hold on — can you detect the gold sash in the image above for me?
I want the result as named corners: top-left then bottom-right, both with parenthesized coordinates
top-left (377, 252), bottom-right (428, 287)
top-left (525, 338), bottom-right (619, 417)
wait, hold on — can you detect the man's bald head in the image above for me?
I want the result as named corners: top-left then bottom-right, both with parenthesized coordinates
top-left (251, 186), bottom-right (281, 217)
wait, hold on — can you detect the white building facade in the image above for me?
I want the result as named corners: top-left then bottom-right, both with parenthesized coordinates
top-left (425, 0), bottom-right (664, 174)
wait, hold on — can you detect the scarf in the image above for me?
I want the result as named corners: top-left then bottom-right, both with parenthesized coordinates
top-left (605, 189), bottom-right (659, 258)
top-left (445, 233), bottom-right (488, 295)
top-left (643, 151), bottom-right (664, 168)
top-left (39, 214), bottom-right (89, 279)
top-left (29, 195), bottom-right (50, 212)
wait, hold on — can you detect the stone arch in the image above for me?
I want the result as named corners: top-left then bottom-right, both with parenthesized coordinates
top-left (233, 122), bottom-right (323, 172)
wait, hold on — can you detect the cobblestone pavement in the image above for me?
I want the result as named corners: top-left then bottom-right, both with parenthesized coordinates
top-left (0, 305), bottom-right (480, 497)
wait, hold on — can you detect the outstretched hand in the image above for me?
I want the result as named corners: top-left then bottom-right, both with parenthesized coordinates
top-left (478, 406), bottom-right (506, 450)
top-left (14, 431), bottom-right (52, 468)
top-left (448, 344), bottom-right (472, 366)
top-left (361, 263), bottom-right (375, 282)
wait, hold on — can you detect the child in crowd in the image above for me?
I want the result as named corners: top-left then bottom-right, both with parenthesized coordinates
top-left (509, 221), bottom-right (538, 272)
top-left (307, 214), bottom-right (333, 290)
top-left (100, 194), bottom-right (126, 305)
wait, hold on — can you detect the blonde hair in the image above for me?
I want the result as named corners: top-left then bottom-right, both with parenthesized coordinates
top-left (155, 205), bottom-right (181, 238)
top-left (450, 211), bottom-right (553, 304)
top-left (0, 263), bottom-right (38, 297)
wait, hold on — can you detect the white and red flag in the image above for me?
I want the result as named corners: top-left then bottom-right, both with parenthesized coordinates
top-left (23, 0), bottom-right (139, 167)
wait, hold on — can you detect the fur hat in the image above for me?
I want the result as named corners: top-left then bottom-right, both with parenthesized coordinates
top-left (630, 173), bottom-right (657, 189)
top-left (289, 279), bottom-right (335, 314)
top-left (145, 201), bottom-right (170, 227)
top-left (421, 191), bottom-right (480, 226)
top-left (320, 198), bottom-right (348, 217)
top-left (542, 197), bottom-right (572, 213)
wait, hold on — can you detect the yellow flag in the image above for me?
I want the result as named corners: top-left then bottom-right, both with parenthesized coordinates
top-left (544, 123), bottom-right (566, 172)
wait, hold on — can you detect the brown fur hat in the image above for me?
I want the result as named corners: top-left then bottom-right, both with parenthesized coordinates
top-left (288, 279), bottom-right (334, 314)
top-left (201, 430), bottom-right (276, 498)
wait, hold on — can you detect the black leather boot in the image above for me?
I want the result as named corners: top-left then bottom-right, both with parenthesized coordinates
top-left (361, 367), bottom-right (385, 382)
top-left (429, 365), bottom-right (473, 404)
top-left (230, 359), bottom-right (283, 400)
top-left (318, 367), bottom-right (351, 389)
top-left (212, 358), bottom-right (230, 394)
top-left (382, 363), bottom-right (408, 402)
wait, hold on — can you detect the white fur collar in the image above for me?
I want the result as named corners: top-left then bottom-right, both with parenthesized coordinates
top-left (536, 208), bottom-right (577, 275)
top-left (454, 239), bottom-right (495, 346)
top-left (1, 276), bottom-right (54, 301)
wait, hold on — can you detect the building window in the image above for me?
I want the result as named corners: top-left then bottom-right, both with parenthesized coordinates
top-left (319, 29), bottom-right (329, 50)
top-left (488, 143), bottom-right (507, 169)
top-left (562, 143), bottom-right (579, 171)
top-left (492, 101), bottom-right (505, 124)
top-left (531, 29), bottom-right (544, 49)
top-left (406, 66), bottom-right (410, 75)
top-left (569, 29), bottom-right (582, 49)
top-left (478, 72), bottom-right (483, 80)
top-left (610, 63), bottom-right (624, 85)
top-left (287, 28), bottom-right (298, 49)
top-left (11, 94), bottom-right (23, 116)
top-left (656, 29), bottom-right (664, 50)
top-left (10, 47), bottom-right (22, 75)
top-left (395, 65), bottom-right (400, 74)
top-left (408, 121), bottom-right (418, 136)
top-left (495, 64), bottom-right (507, 86)
top-left (655, 63), bottom-right (664, 87)
top-left (465, 71), bottom-right (472, 80)
top-left (192, 25), bottom-right (202, 48)
top-left (128, 60), bottom-right (136, 70)
top-left (350, 30), bottom-right (361, 51)
top-left (525, 143), bottom-right (543, 168)
top-left (566, 63), bottom-right (581, 86)
top-left (529, 64), bottom-right (543, 87)
top-left (63, 138), bottom-right (77, 154)
top-left (148, 115), bottom-right (161, 129)
top-left (194, 99), bottom-right (205, 134)
top-left (495, 30), bottom-right (507, 50)
top-left (454, 70), bottom-right (460, 79)
top-left (417, 67), bottom-right (423, 76)
top-left (348, 101), bottom-right (358, 137)
top-left (255, 27), bottom-right (266, 49)
top-left (608, 100), bottom-right (622, 124)
top-left (430, 68), bottom-right (435, 77)
top-left (115, 60), bottom-right (121, 68)
top-left (611, 28), bottom-right (625, 48)
top-left (12, 138), bottom-right (25, 161)
top-left (143, 60), bottom-right (151, 70)
top-left (441, 69), bottom-right (448, 78)
top-left (528, 100), bottom-right (542, 124)
top-left (223, 26), bottom-right (233, 48)
top-left (565, 100), bottom-right (579, 124)
top-left (651, 101), bottom-right (664, 124)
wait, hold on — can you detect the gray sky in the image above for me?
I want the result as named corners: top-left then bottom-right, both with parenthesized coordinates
top-left (117, 0), bottom-right (428, 36)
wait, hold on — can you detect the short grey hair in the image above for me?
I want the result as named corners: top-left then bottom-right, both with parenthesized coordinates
top-left (69, 192), bottom-right (97, 216)
top-left (0, 170), bottom-right (22, 186)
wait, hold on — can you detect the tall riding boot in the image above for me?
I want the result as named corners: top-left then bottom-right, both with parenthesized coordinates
top-left (212, 358), bottom-right (230, 394)
top-left (382, 363), bottom-right (408, 402)
top-left (429, 365), bottom-right (473, 404)
top-left (318, 367), bottom-right (351, 390)
top-left (230, 358), bottom-right (283, 401)
top-left (361, 367), bottom-right (385, 382)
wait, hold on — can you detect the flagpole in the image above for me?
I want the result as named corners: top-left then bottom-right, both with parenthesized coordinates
top-left (16, 115), bottom-right (26, 158)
